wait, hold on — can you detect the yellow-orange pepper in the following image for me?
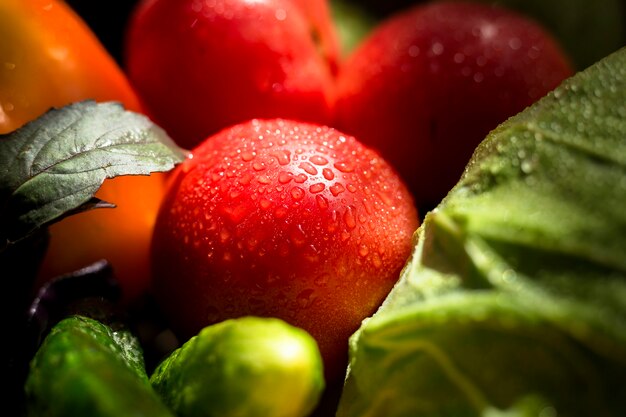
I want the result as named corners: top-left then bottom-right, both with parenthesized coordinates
top-left (1, 0), bottom-right (165, 303)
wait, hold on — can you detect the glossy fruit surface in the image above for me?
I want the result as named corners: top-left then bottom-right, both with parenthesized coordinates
top-left (151, 119), bottom-right (419, 380)
top-left (0, 0), bottom-right (165, 302)
top-left (39, 173), bottom-right (166, 302)
top-left (0, 0), bottom-right (140, 133)
top-left (334, 1), bottom-right (574, 210)
top-left (125, 0), bottom-right (338, 149)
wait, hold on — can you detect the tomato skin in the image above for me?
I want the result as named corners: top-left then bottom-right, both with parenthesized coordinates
top-left (0, 0), bottom-right (165, 302)
top-left (334, 1), bottom-right (574, 210)
top-left (124, 0), bottom-right (337, 149)
top-left (151, 119), bottom-right (419, 379)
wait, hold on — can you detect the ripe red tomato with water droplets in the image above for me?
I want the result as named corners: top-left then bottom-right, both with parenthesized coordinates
top-left (151, 119), bottom-right (419, 380)
top-left (334, 1), bottom-right (574, 210)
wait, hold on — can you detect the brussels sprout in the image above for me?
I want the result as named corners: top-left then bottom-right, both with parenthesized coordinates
top-left (151, 316), bottom-right (325, 417)
top-left (337, 47), bottom-right (626, 417)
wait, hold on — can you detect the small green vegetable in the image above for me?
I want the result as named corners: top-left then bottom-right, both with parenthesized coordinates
top-left (25, 315), bottom-right (174, 417)
top-left (337, 47), bottom-right (626, 416)
top-left (150, 316), bottom-right (325, 417)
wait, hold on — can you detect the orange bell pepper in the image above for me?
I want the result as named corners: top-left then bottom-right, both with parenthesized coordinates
top-left (1, 0), bottom-right (165, 303)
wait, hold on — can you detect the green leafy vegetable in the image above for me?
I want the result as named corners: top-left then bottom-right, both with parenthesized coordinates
top-left (337, 47), bottom-right (626, 416)
top-left (0, 100), bottom-right (187, 250)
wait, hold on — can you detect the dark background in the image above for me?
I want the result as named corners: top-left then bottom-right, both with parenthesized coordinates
top-left (66, 0), bottom-right (626, 72)
top-left (64, 0), bottom-right (424, 64)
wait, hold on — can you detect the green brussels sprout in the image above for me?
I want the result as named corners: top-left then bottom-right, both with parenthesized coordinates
top-left (337, 47), bottom-right (626, 417)
top-left (151, 316), bottom-right (325, 417)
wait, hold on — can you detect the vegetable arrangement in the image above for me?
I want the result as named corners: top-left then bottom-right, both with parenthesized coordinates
top-left (1, 0), bottom-right (625, 416)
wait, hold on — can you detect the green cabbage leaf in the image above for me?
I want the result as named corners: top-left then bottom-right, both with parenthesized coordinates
top-left (338, 47), bottom-right (626, 417)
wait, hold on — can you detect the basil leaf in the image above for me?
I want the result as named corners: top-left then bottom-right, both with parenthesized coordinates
top-left (339, 47), bottom-right (626, 417)
top-left (0, 101), bottom-right (187, 249)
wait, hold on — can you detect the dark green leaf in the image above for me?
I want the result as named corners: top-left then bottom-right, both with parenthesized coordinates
top-left (0, 100), bottom-right (187, 249)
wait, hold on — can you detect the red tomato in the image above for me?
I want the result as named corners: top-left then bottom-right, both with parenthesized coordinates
top-left (334, 1), bottom-right (574, 210)
top-left (124, 0), bottom-right (338, 149)
top-left (151, 119), bottom-right (419, 380)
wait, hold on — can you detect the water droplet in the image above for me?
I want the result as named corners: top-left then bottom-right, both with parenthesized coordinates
top-left (291, 186), bottom-right (305, 200)
top-left (334, 161), bottom-right (355, 173)
top-left (329, 183), bottom-right (345, 196)
top-left (322, 168), bottom-right (335, 180)
top-left (508, 37), bottom-right (522, 50)
top-left (453, 52), bottom-right (465, 63)
top-left (431, 42), bottom-right (444, 55)
top-left (521, 159), bottom-right (536, 174)
top-left (408, 45), bottom-right (420, 57)
top-left (309, 155), bottom-right (328, 166)
top-left (303, 244), bottom-right (320, 262)
top-left (358, 244), bottom-right (369, 257)
top-left (274, 206), bottom-right (288, 219)
top-left (257, 175), bottom-right (271, 184)
top-left (344, 206), bottom-right (357, 229)
top-left (315, 195), bottom-right (328, 210)
top-left (252, 161), bottom-right (266, 171)
top-left (375, 190), bottom-right (394, 206)
top-left (247, 236), bottom-right (259, 250)
top-left (223, 252), bottom-right (233, 262)
top-left (473, 72), bottom-right (484, 83)
top-left (240, 151), bottom-right (255, 161)
top-left (527, 46), bottom-right (541, 60)
top-left (372, 253), bottom-right (383, 268)
top-left (274, 7), bottom-right (286, 21)
top-left (309, 183), bottom-right (325, 193)
top-left (238, 172), bottom-right (252, 185)
top-left (346, 183), bottom-right (357, 193)
top-left (299, 161), bottom-right (318, 176)
top-left (502, 269), bottom-right (517, 283)
top-left (271, 150), bottom-right (291, 165)
top-left (294, 173), bottom-right (308, 183)
top-left (220, 228), bottom-right (230, 243)
top-left (362, 198), bottom-right (373, 214)
top-left (289, 224), bottom-right (306, 247)
top-left (259, 198), bottom-right (272, 209)
top-left (278, 171), bottom-right (293, 184)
